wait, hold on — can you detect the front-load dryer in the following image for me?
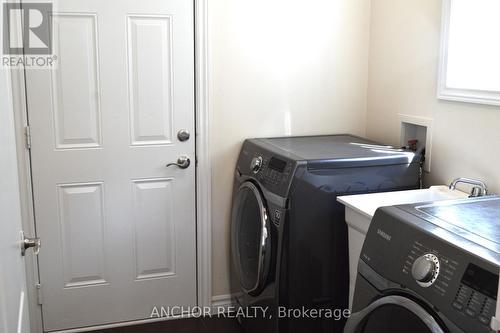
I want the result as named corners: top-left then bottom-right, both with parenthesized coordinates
top-left (230, 135), bottom-right (422, 333)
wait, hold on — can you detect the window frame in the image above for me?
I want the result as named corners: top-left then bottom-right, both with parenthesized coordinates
top-left (438, 0), bottom-right (500, 106)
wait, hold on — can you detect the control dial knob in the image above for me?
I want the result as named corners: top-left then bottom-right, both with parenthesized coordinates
top-left (250, 156), bottom-right (263, 174)
top-left (412, 253), bottom-right (440, 287)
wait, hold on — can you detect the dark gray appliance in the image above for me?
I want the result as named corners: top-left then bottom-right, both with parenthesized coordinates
top-left (230, 135), bottom-right (422, 333)
top-left (346, 196), bottom-right (500, 333)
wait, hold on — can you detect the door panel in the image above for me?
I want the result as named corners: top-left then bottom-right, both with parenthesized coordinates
top-left (25, 0), bottom-right (196, 331)
top-left (0, 135), bottom-right (30, 333)
top-left (0, 61), bottom-right (30, 333)
top-left (57, 182), bottom-right (107, 288)
top-left (132, 178), bottom-right (176, 280)
top-left (52, 13), bottom-right (101, 149)
top-left (127, 15), bottom-right (174, 146)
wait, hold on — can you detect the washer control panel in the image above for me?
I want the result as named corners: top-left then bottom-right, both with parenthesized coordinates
top-left (452, 264), bottom-right (498, 327)
top-left (238, 143), bottom-right (296, 197)
top-left (251, 154), bottom-right (293, 192)
top-left (403, 240), bottom-right (458, 297)
top-left (250, 156), bottom-right (263, 174)
top-left (412, 253), bottom-right (440, 287)
top-left (402, 241), bottom-right (498, 329)
top-left (363, 206), bottom-right (498, 333)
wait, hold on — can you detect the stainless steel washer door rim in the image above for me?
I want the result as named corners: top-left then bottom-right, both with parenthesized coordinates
top-left (344, 295), bottom-right (445, 333)
top-left (231, 181), bottom-right (272, 296)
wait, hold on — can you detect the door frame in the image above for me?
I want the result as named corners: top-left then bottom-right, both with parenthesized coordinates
top-left (10, 0), bottom-right (211, 331)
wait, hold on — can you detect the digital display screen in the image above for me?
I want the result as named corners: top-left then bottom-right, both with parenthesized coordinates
top-left (462, 263), bottom-right (498, 299)
top-left (269, 157), bottom-right (287, 173)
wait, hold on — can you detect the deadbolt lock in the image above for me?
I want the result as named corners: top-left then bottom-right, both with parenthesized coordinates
top-left (177, 129), bottom-right (190, 142)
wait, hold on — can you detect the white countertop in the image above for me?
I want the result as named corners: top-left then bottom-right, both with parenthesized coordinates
top-left (337, 185), bottom-right (468, 219)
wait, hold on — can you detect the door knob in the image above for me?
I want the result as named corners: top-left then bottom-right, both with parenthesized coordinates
top-left (21, 231), bottom-right (41, 256)
top-left (166, 156), bottom-right (191, 169)
top-left (177, 129), bottom-right (190, 142)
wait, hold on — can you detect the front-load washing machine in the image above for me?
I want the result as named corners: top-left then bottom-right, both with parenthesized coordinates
top-left (346, 196), bottom-right (500, 333)
top-left (230, 135), bottom-right (422, 333)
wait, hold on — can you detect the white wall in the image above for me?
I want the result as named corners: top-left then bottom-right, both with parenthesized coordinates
top-left (209, 0), bottom-right (371, 296)
top-left (366, 0), bottom-right (500, 194)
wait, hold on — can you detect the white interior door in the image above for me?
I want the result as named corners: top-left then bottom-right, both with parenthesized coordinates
top-left (0, 65), bottom-right (30, 332)
top-left (24, 0), bottom-right (196, 331)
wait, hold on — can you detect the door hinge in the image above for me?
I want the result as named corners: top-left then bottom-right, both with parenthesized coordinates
top-left (25, 125), bottom-right (32, 150)
top-left (36, 283), bottom-right (43, 305)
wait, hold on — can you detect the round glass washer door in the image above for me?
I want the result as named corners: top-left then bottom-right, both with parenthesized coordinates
top-left (231, 181), bottom-right (272, 296)
top-left (344, 295), bottom-right (446, 333)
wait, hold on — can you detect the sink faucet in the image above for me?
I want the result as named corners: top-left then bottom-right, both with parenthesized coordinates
top-left (449, 177), bottom-right (488, 197)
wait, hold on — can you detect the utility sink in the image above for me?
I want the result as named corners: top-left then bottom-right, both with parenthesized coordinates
top-left (338, 185), bottom-right (468, 223)
top-left (337, 186), bottom-right (469, 308)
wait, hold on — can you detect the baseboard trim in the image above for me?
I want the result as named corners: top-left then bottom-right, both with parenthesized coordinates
top-left (211, 294), bottom-right (238, 313)
top-left (51, 313), bottom-right (196, 333)
top-left (52, 295), bottom-right (239, 332)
